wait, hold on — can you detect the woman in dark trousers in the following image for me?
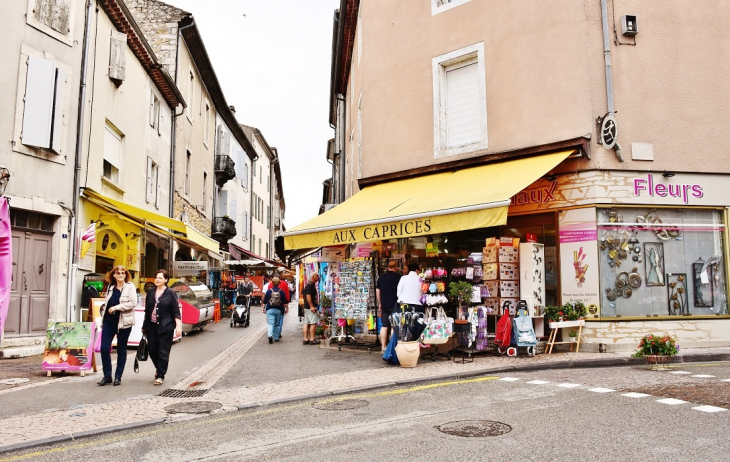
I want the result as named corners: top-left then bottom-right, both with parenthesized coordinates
top-left (98, 265), bottom-right (137, 386)
top-left (143, 269), bottom-right (181, 386)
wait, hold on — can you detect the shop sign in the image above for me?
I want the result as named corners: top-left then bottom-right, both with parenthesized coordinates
top-left (632, 173), bottom-right (703, 204)
top-left (510, 181), bottom-right (558, 207)
top-left (173, 261), bottom-right (208, 276)
top-left (559, 208), bottom-right (600, 310)
top-left (321, 245), bottom-right (346, 262)
top-left (330, 219), bottom-right (433, 244)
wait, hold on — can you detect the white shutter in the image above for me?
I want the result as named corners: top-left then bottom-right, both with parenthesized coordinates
top-left (217, 190), bottom-right (228, 217)
top-left (22, 56), bottom-right (56, 148)
top-left (146, 157), bottom-right (154, 203)
top-left (216, 125), bottom-right (223, 154)
top-left (242, 163), bottom-right (248, 188)
top-left (445, 61), bottom-right (481, 147)
top-left (50, 66), bottom-right (66, 154)
top-left (155, 165), bottom-right (161, 208)
top-left (243, 211), bottom-right (248, 239)
top-left (230, 199), bottom-right (238, 224)
top-left (109, 31), bottom-right (127, 82)
top-left (149, 92), bottom-right (156, 127)
top-left (103, 126), bottom-right (121, 168)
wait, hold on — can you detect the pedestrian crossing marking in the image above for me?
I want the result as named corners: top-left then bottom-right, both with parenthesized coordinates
top-left (587, 387), bottom-right (615, 393)
top-left (656, 398), bottom-right (687, 405)
top-left (499, 377), bottom-right (520, 382)
top-left (690, 375), bottom-right (715, 378)
top-left (669, 371), bottom-right (691, 375)
top-left (556, 383), bottom-right (581, 388)
top-left (692, 405), bottom-right (727, 413)
top-left (621, 392), bottom-right (651, 398)
top-left (526, 380), bottom-right (550, 385)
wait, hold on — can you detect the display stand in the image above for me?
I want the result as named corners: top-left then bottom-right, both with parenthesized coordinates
top-left (330, 258), bottom-right (379, 352)
top-left (546, 319), bottom-right (584, 353)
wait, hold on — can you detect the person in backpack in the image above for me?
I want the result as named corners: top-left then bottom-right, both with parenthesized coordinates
top-left (262, 277), bottom-right (289, 344)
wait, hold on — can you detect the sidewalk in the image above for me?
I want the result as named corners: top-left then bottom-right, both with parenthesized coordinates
top-left (1, 311), bottom-right (729, 454)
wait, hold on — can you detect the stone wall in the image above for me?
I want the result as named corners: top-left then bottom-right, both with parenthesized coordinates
top-left (125, 0), bottom-right (188, 76)
top-left (174, 192), bottom-right (211, 236)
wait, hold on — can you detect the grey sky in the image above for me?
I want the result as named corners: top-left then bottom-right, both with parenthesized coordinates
top-left (166, 0), bottom-right (339, 229)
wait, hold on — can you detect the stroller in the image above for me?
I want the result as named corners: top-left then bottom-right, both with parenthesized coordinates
top-left (231, 294), bottom-right (251, 328)
top-left (509, 301), bottom-right (538, 357)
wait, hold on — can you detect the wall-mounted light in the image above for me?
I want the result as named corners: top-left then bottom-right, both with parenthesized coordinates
top-left (93, 220), bottom-right (108, 229)
top-left (544, 174), bottom-right (557, 182)
top-left (125, 232), bottom-right (140, 241)
top-left (662, 172), bottom-right (676, 178)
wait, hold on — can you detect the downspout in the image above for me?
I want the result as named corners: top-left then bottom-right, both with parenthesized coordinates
top-left (66, 0), bottom-right (95, 322)
top-left (336, 95), bottom-right (346, 203)
top-left (600, 0), bottom-right (623, 162)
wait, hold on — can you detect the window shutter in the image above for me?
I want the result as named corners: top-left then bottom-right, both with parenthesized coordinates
top-left (217, 190), bottom-right (228, 217)
top-left (445, 61), bottom-right (481, 147)
top-left (50, 66), bottom-right (66, 154)
top-left (103, 126), bottom-right (122, 168)
top-left (109, 31), bottom-right (127, 82)
top-left (146, 157), bottom-right (153, 203)
top-left (149, 92), bottom-right (155, 127)
top-left (243, 211), bottom-right (248, 239)
top-left (22, 56), bottom-right (57, 149)
top-left (155, 165), bottom-right (161, 207)
top-left (243, 163), bottom-right (248, 188)
top-left (230, 199), bottom-right (238, 224)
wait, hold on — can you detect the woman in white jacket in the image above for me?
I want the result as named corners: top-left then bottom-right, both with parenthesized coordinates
top-left (98, 265), bottom-right (137, 386)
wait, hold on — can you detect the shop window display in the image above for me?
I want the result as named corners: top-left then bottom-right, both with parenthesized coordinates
top-left (598, 207), bottom-right (727, 317)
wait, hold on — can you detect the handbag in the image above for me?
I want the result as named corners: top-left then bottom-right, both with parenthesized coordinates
top-left (134, 334), bottom-right (149, 373)
top-left (420, 307), bottom-right (450, 345)
top-left (382, 330), bottom-right (399, 365)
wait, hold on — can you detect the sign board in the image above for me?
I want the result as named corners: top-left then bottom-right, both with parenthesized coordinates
top-left (559, 208), bottom-right (600, 313)
top-left (172, 260), bottom-right (209, 277)
top-left (42, 322), bottom-right (95, 372)
top-left (321, 245), bottom-right (347, 262)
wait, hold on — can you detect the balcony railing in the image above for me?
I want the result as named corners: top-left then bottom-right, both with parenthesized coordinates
top-left (214, 155), bottom-right (236, 187)
top-left (212, 216), bottom-right (237, 241)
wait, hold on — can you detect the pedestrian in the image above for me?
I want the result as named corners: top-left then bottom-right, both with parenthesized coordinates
top-left (302, 272), bottom-right (321, 345)
top-left (98, 265), bottom-right (136, 386)
top-left (143, 269), bottom-right (182, 386)
top-left (397, 262), bottom-right (424, 313)
top-left (376, 260), bottom-right (401, 351)
top-left (265, 275), bottom-right (291, 338)
top-left (262, 277), bottom-right (289, 343)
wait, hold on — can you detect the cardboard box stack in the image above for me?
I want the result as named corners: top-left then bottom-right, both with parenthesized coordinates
top-left (483, 237), bottom-right (520, 315)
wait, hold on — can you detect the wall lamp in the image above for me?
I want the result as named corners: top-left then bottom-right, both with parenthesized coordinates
top-left (544, 174), bottom-right (557, 182)
top-left (662, 172), bottom-right (676, 178)
top-left (93, 220), bottom-right (108, 229)
top-left (125, 232), bottom-right (140, 241)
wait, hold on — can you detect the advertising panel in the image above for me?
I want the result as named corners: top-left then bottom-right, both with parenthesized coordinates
top-left (559, 208), bottom-right (600, 315)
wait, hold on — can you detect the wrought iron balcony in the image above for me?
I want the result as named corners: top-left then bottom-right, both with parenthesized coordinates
top-left (214, 155), bottom-right (236, 187)
top-left (212, 216), bottom-right (237, 241)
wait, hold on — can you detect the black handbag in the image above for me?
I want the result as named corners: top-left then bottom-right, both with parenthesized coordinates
top-left (134, 334), bottom-right (148, 373)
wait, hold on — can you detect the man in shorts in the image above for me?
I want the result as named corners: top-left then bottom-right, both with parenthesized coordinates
top-left (376, 260), bottom-right (401, 350)
top-left (302, 273), bottom-right (321, 345)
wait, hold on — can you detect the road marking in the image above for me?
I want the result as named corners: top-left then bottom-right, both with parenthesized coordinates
top-left (556, 383), bottom-right (581, 388)
top-left (722, 379), bottom-right (730, 382)
top-left (692, 405), bottom-right (727, 413)
top-left (669, 371), bottom-right (691, 374)
top-left (690, 375), bottom-right (716, 378)
top-left (621, 392), bottom-right (651, 398)
top-left (499, 377), bottom-right (520, 382)
top-left (656, 398), bottom-right (687, 405)
top-left (587, 387), bottom-right (615, 393)
top-left (526, 380), bottom-right (550, 385)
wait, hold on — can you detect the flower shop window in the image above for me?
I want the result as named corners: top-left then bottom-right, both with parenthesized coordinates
top-left (597, 207), bottom-right (727, 317)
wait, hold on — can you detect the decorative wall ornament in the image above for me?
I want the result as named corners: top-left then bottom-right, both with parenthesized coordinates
top-left (692, 258), bottom-right (714, 307)
top-left (667, 273), bottom-right (688, 315)
top-left (644, 242), bottom-right (665, 286)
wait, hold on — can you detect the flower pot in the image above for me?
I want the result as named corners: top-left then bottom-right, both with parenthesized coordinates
top-left (644, 354), bottom-right (671, 370)
top-left (570, 337), bottom-right (577, 343)
top-left (395, 341), bottom-right (420, 368)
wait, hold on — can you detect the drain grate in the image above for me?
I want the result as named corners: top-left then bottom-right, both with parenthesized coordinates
top-left (437, 420), bottom-right (512, 437)
top-left (158, 388), bottom-right (208, 398)
top-left (164, 401), bottom-right (222, 414)
top-left (312, 399), bottom-right (369, 411)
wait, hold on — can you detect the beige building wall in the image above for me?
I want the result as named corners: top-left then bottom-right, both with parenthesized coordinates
top-left (344, 0), bottom-right (730, 190)
top-left (249, 134), bottom-right (273, 259)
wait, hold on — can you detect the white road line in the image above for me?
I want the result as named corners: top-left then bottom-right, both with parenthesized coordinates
top-left (656, 398), bottom-right (687, 405)
top-left (587, 387), bottom-right (615, 393)
top-left (526, 380), bottom-right (550, 385)
top-left (556, 383), bottom-right (581, 388)
top-left (691, 375), bottom-right (716, 378)
top-left (622, 392), bottom-right (651, 398)
top-left (499, 377), bottom-right (520, 382)
top-left (692, 405), bottom-right (727, 413)
top-left (669, 371), bottom-right (691, 375)
top-left (722, 379), bottom-right (730, 382)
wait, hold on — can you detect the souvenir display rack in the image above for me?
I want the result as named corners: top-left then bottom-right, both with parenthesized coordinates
top-left (330, 258), bottom-right (379, 352)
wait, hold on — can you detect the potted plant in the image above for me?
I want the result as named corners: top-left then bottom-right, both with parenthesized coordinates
top-left (568, 330), bottom-right (578, 342)
top-left (448, 281), bottom-right (475, 311)
top-left (631, 334), bottom-right (679, 369)
top-left (545, 305), bottom-right (561, 323)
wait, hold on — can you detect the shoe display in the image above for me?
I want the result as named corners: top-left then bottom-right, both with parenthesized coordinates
top-left (97, 376), bottom-right (112, 386)
top-left (113, 378), bottom-right (121, 386)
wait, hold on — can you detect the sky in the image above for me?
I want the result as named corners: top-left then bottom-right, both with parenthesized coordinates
top-left (166, 0), bottom-right (340, 229)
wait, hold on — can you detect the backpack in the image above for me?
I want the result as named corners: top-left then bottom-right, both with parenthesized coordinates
top-left (269, 288), bottom-right (283, 308)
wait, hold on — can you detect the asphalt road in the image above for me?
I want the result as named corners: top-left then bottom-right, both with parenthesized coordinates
top-left (5, 363), bottom-right (729, 461)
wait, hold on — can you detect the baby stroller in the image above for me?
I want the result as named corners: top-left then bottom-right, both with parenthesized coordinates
top-left (510, 302), bottom-right (537, 357)
top-left (231, 294), bottom-right (251, 328)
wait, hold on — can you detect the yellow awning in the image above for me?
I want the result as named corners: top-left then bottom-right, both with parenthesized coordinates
top-left (84, 189), bottom-right (187, 233)
top-left (284, 150), bottom-right (573, 250)
top-left (185, 225), bottom-right (220, 253)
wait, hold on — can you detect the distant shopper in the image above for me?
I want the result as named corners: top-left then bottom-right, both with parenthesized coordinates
top-left (377, 260), bottom-right (401, 351)
top-left (397, 263), bottom-right (424, 313)
top-left (239, 274), bottom-right (255, 297)
top-left (302, 273), bottom-right (321, 345)
top-left (262, 277), bottom-right (289, 343)
top-left (143, 269), bottom-right (182, 386)
top-left (98, 265), bottom-right (136, 387)
top-left (265, 276), bottom-right (291, 337)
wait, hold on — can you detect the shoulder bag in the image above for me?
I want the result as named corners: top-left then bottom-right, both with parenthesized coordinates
top-left (134, 334), bottom-right (148, 373)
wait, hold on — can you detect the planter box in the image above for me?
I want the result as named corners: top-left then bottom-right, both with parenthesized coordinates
top-left (548, 320), bottom-right (585, 329)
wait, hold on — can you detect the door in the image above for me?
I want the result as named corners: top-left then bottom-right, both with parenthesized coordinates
top-left (6, 230), bottom-right (52, 336)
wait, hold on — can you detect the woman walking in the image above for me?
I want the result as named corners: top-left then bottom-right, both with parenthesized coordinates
top-left (143, 269), bottom-right (181, 385)
top-left (98, 265), bottom-right (136, 386)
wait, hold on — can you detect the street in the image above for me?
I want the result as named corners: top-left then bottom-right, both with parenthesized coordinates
top-left (3, 362), bottom-right (729, 461)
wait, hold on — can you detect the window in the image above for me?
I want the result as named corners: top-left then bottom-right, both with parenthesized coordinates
top-left (242, 163), bottom-right (248, 190)
top-left (357, 93), bottom-right (362, 179)
top-left (252, 160), bottom-right (256, 177)
top-left (266, 243), bottom-right (269, 259)
top-left (146, 157), bottom-right (160, 206)
top-left (432, 42), bottom-right (487, 159)
top-left (187, 70), bottom-right (194, 121)
top-left (267, 205), bottom-right (270, 230)
top-left (20, 55), bottom-right (67, 153)
top-left (267, 175), bottom-right (270, 192)
top-left (103, 123), bottom-right (122, 183)
top-left (258, 238), bottom-right (262, 257)
top-left (431, 0), bottom-right (472, 16)
top-left (242, 211), bottom-right (248, 239)
top-left (251, 233), bottom-right (255, 252)
top-left (204, 102), bottom-right (210, 147)
top-left (259, 166), bottom-right (262, 183)
top-left (185, 151), bottom-right (191, 195)
top-left (149, 92), bottom-right (160, 131)
top-left (202, 172), bottom-right (207, 211)
top-left (109, 31), bottom-right (126, 83)
top-left (26, 0), bottom-right (74, 45)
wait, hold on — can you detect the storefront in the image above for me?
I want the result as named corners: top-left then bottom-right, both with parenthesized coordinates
top-left (285, 156), bottom-right (730, 352)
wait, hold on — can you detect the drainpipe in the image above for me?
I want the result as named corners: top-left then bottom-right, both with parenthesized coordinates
top-left (600, 0), bottom-right (623, 162)
top-left (66, 0), bottom-right (95, 322)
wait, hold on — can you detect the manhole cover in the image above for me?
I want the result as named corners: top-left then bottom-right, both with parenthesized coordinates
top-left (437, 420), bottom-right (512, 437)
top-left (158, 389), bottom-right (208, 398)
top-left (312, 399), bottom-right (369, 411)
top-left (0, 378), bottom-right (31, 385)
top-left (164, 401), bottom-right (222, 414)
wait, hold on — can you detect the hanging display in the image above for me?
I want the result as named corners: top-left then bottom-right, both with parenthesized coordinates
top-left (692, 259), bottom-right (714, 307)
top-left (667, 273), bottom-right (688, 315)
top-left (643, 242), bottom-right (665, 287)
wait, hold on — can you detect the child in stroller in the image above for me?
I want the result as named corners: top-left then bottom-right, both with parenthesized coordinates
top-left (231, 294), bottom-right (251, 328)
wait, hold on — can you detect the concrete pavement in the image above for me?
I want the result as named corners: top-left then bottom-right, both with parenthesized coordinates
top-left (1, 302), bottom-right (729, 455)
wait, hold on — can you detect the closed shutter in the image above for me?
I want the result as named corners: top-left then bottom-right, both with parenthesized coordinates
top-left (109, 31), bottom-right (126, 82)
top-left (22, 56), bottom-right (56, 149)
top-left (230, 199), bottom-right (238, 226)
top-left (103, 126), bottom-right (121, 169)
top-left (445, 60), bottom-right (481, 147)
top-left (146, 157), bottom-right (154, 203)
top-left (155, 164), bottom-right (161, 208)
top-left (242, 163), bottom-right (248, 189)
top-left (242, 211), bottom-right (248, 239)
top-left (217, 190), bottom-right (228, 217)
top-left (50, 67), bottom-right (66, 154)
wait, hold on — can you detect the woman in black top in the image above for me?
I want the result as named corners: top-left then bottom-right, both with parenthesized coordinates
top-left (98, 265), bottom-right (137, 386)
top-left (143, 269), bottom-right (181, 385)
